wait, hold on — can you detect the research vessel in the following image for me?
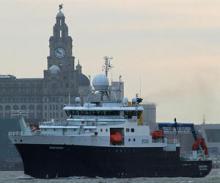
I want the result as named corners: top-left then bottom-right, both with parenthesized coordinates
top-left (9, 60), bottom-right (212, 178)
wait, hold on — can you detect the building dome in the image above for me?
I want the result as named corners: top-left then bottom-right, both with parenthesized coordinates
top-left (79, 74), bottom-right (90, 86)
top-left (49, 65), bottom-right (60, 75)
top-left (56, 11), bottom-right (64, 18)
top-left (92, 74), bottom-right (109, 91)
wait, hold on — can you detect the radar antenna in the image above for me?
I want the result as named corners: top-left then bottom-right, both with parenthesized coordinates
top-left (103, 56), bottom-right (113, 77)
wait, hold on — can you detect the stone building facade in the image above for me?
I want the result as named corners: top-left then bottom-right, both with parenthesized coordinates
top-left (0, 9), bottom-right (90, 122)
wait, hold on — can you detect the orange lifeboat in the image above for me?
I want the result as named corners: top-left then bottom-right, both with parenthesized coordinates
top-left (192, 138), bottom-right (208, 155)
top-left (151, 130), bottom-right (164, 140)
top-left (110, 132), bottom-right (123, 144)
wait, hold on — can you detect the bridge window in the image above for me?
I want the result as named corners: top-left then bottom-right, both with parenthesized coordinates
top-left (124, 111), bottom-right (142, 119)
top-left (67, 110), bottom-right (120, 116)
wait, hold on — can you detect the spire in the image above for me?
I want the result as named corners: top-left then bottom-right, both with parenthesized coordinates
top-left (56, 4), bottom-right (64, 18)
top-left (53, 4), bottom-right (68, 39)
top-left (76, 59), bottom-right (82, 73)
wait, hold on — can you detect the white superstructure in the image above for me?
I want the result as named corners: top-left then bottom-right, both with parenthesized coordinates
top-left (9, 71), bottom-right (176, 149)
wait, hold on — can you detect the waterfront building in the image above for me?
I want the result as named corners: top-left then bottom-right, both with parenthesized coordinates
top-left (0, 7), bottom-right (90, 122)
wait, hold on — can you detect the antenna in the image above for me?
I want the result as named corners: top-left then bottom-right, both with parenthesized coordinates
top-left (119, 75), bottom-right (122, 82)
top-left (68, 93), bottom-right (71, 105)
top-left (103, 56), bottom-right (113, 77)
top-left (202, 114), bottom-right (206, 125)
top-left (139, 76), bottom-right (142, 97)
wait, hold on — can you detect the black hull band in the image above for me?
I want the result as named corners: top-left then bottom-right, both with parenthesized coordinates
top-left (16, 144), bottom-right (212, 178)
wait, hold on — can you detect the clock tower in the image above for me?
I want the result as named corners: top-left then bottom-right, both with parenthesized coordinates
top-left (47, 6), bottom-right (75, 70)
top-left (43, 5), bottom-right (79, 98)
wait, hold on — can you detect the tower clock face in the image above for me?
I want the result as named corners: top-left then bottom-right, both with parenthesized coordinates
top-left (54, 47), bottom-right (65, 58)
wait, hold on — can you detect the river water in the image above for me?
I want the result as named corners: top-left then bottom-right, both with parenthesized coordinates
top-left (0, 169), bottom-right (220, 183)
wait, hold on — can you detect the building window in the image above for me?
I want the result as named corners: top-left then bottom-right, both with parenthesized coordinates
top-left (29, 113), bottom-right (35, 119)
top-left (131, 128), bottom-right (135, 133)
top-left (37, 113), bottom-right (42, 119)
top-left (37, 105), bottom-right (42, 110)
top-left (13, 105), bottom-right (19, 110)
top-left (126, 128), bottom-right (130, 132)
top-left (5, 106), bottom-right (11, 111)
top-left (29, 105), bottom-right (34, 110)
top-left (21, 105), bottom-right (26, 110)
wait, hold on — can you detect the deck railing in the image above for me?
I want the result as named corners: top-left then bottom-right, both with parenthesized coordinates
top-left (8, 131), bottom-right (23, 136)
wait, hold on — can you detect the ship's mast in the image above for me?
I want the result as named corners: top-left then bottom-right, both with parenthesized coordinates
top-left (103, 56), bottom-right (113, 77)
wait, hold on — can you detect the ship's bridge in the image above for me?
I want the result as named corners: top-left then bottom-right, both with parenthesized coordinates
top-left (63, 102), bottom-right (144, 124)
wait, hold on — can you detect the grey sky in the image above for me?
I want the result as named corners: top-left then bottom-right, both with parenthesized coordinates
top-left (1, 0), bottom-right (220, 123)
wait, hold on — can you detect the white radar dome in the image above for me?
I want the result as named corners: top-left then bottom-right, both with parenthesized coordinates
top-left (75, 97), bottom-right (81, 103)
top-left (92, 74), bottom-right (109, 91)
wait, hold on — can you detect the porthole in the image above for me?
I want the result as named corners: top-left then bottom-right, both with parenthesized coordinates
top-left (100, 129), bottom-right (103, 132)
top-left (128, 138), bottom-right (131, 142)
top-left (133, 138), bottom-right (136, 142)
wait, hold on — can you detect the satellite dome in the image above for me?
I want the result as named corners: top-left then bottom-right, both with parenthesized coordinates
top-left (92, 74), bottom-right (109, 91)
top-left (75, 97), bottom-right (81, 103)
top-left (49, 65), bottom-right (60, 75)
